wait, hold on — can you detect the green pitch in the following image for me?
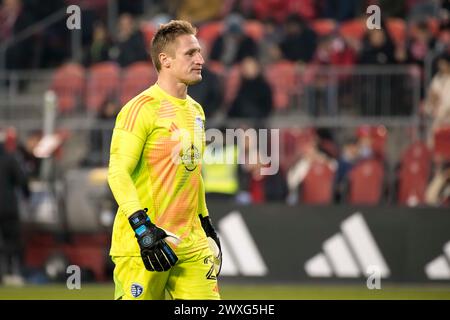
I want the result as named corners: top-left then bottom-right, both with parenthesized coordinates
top-left (0, 283), bottom-right (449, 300)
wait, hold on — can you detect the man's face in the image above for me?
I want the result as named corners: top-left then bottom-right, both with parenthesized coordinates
top-left (166, 34), bottom-right (204, 85)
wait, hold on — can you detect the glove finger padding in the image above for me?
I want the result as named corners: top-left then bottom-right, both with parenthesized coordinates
top-left (145, 249), bottom-right (163, 272)
top-left (160, 240), bottom-right (178, 266)
top-left (142, 253), bottom-right (155, 271)
top-left (154, 243), bottom-right (172, 271)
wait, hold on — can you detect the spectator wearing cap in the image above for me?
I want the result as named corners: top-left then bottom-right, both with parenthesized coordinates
top-left (209, 13), bottom-right (258, 67)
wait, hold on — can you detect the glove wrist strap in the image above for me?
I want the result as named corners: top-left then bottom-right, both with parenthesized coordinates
top-left (129, 209), bottom-right (152, 231)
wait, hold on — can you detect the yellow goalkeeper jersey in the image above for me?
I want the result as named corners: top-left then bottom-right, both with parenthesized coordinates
top-left (108, 84), bottom-right (209, 256)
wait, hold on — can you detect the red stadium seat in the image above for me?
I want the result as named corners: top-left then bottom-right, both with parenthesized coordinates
top-left (400, 140), bottom-right (431, 172)
top-left (197, 21), bottom-right (224, 55)
top-left (386, 18), bottom-right (407, 46)
top-left (86, 62), bottom-right (120, 112)
top-left (120, 62), bottom-right (156, 105)
top-left (398, 159), bottom-right (429, 206)
top-left (140, 22), bottom-right (156, 45)
top-left (264, 60), bottom-right (298, 110)
top-left (310, 19), bottom-right (337, 37)
top-left (356, 125), bottom-right (388, 160)
top-left (339, 18), bottom-right (367, 41)
top-left (301, 160), bottom-right (336, 204)
top-left (348, 159), bottom-right (384, 205)
top-left (51, 62), bottom-right (85, 113)
top-left (397, 140), bottom-right (431, 206)
top-left (244, 20), bottom-right (264, 41)
top-left (433, 126), bottom-right (450, 161)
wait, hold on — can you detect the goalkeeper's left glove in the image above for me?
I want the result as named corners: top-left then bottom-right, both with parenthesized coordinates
top-left (199, 215), bottom-right (222, 276)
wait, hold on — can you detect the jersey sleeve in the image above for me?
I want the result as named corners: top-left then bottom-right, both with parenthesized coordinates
top-left (108, 96), bottom-right (155, 218)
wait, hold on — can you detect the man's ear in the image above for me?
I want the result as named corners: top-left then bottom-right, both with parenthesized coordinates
top-left (159, 52), bottom-right (171, 69)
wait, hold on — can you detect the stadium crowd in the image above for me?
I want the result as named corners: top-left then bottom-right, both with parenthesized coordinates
top-left (1, 0), bottom-right (450, 208)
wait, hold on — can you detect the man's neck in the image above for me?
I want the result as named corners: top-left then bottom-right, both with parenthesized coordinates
top-left (157, 74), bottom-right (188, 99)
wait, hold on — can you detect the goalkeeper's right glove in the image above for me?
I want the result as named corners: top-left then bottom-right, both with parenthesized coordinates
top-left (129, 209), bottom-right (180, 272)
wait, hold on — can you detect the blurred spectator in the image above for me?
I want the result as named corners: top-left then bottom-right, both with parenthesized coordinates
top-left (209, 13), bottom-right (258, 66)
top-left (0, 129), bottom-right (29, 285)
top-left (229, 124), bottom-right (287, 204)
top-left (304, 35), bottom-right (356, 116)
top-left (279, 14), bottom-right (318, 64)
top-left (285, 136), bottom-right (332, 204)
top-left (83, 21), bottom-right (112, 67)
top-left (189, 65), bottom-right (223, 119)
top-left (109, 13), bottom-right (148, 67)
top-left (424, 53), bottom-right (450, 145)
top-left (0, 0), bottom-right (34, 71)
top-left (358, 27), bottom-right (397, 65)
top-left (425, 160), bottom-right (450, 206)
top-left (406, 21), bottom-right (437, 68)
top-left (334, 136), bottom-right (359, 203)
top-left (258, 18), bottom-right (283, 65)
top-left (227, 57), bottom-right (273, 120)
top-left (236, 129), bottom-right (287, 204)
top-left (16, 131), bottom-right (42, 179)
top-left (314, 35), bottom-right (357, 66)
top-left (357, 25), bottom-right (403, 115)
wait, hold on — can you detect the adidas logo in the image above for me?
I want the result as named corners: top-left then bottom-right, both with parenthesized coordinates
top-left (304, 212), bottom-right (390, 278)
top-left (218, 211), bottom-right (268, 276)
top-left (425, 241), bottom-right (450, 279)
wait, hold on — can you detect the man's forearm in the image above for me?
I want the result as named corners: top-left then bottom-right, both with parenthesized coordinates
top-left (108, 153), bottom-right (142, 218)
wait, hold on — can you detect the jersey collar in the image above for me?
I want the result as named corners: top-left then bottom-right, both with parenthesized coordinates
top-left (153, 83), bottom-right (188, 107)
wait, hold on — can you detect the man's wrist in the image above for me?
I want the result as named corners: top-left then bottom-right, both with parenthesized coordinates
top-left (200, 215), bottom-right (218, 240)
top-left (129, 209), bottom-right (151, 230)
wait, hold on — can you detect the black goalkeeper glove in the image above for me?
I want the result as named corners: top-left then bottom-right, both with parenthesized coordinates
top-left (199, 215), bottom-right (222, 276)
top-left (129, 209), bottom-right (180, 272)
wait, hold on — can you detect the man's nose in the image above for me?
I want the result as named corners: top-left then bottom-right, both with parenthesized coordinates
top-left (195, 52), bottom-right (204, 65)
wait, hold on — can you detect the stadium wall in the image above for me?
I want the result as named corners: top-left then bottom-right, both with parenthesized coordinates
top-left (208, 203), bottom-right (450, 284)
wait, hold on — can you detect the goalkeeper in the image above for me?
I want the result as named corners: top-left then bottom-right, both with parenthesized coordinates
top-left (108, 20), bottom-right (221, 300)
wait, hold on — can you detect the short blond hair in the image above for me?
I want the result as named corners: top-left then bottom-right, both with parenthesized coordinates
top-left (150, 20), bottom-right (197, 72)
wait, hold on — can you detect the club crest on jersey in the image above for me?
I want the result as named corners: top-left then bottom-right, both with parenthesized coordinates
top-left (181, 144), bottom-right (200, 171)
top-left (131, 283), bottom-right (144, 298)
top-left (195, 116), bottom-right (204, 129)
